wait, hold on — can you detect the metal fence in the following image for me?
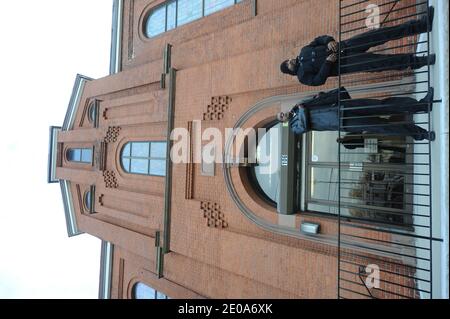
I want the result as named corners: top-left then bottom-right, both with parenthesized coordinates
top-left (337, 0), bottom-right (441, 299)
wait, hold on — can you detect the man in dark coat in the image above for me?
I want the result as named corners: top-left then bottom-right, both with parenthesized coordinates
top-left (280, 6), bottom-right (435, 86)
top-left (277, 87), bottom-right (435, 141)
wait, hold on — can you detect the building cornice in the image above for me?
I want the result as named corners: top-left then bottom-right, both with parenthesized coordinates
top-left (59, 180), bottom-right (83, 237)
top-left (62, 74), bottom-right (93, 131)
top-left (49, 73), bottom-right (92, 238)
top-left (47, 126), bottom-right (61, 184)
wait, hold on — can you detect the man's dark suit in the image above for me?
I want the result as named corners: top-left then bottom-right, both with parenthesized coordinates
top-left (295, 11), bottom-right (433, 86)
top-left (289, 87), bottom-right (432, 141)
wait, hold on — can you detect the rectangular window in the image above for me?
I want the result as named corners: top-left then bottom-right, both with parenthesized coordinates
top-left (166, 1), bottom-right (177, 31)
top-left (67, 148), bottom-right (92, 164)
top-left (80, 149), bottom-right (93, 163)
top-left (81, 149), bottom-right (93, 163)
top-left (150, 142), bottom-right (167, 158)
top-left (67, 149), bottom-right (82, 162)
top-left (204, 0), bottom-right (235, 16)
top-left (131, 142), bottom-right (150, 157)
top-left (150, 159), bottom-right (166, 176)
top-left (304, 131), bottom-right (411, 227)
top-left (177, 0), bottom-right (202, 27)
top-left (131, 159), bottom-right (149, 175)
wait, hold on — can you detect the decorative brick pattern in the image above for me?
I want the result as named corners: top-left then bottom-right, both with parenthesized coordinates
top-left (99, 194), bottom-right (105, 206)
top-left (202, 96), bottom-right (232, 121)
top-left (103, 170), bottom-right (119, 188)
top-left (201, 201), bottom-right (228, 229)
top-left (104, 126), bottom-right (121, 143)
top-left (103, 108), bottom-right (109, 120)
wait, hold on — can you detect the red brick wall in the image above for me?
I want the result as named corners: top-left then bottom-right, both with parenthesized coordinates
top-left (56, 0), bottom-right (422, 299)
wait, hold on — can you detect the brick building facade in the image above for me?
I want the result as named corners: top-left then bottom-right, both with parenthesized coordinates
top-left (48, 0), bottom-right (446, 299)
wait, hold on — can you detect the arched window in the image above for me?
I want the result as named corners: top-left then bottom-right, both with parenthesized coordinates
top-left (121, 141), bottom-right (167, 176)
top-left (249, 121), bottom-right (411, 225)
top-left (87, 100), bottom-right (99, 124)
top-left (248, 121), bottom-right (302, 214)
top-left (132, 282), bottom-right (169, 299)
top-left (84, 191), bottom-right (92, 211)
top-left (66, 148), bottom-right (93, 164)
top-left (144, 0), bottom-right (243, 38)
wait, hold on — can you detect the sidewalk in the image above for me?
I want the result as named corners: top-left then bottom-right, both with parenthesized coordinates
top-left (414, 0), bottom-right (449, 299)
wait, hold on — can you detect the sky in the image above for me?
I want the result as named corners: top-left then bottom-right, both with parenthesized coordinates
top-left (0, 0), bottom-right (113, 298)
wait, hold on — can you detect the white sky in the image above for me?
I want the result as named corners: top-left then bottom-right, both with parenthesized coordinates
top-left (0, 0), bottom-right (113, 298)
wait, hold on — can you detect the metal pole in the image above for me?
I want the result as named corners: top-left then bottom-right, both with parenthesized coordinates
top-left (337, 0), bottom-right (342, 300)
top-left (426, 0), bottom-right (433, 299)
top-left (163, 67), bottom-right (177, 254)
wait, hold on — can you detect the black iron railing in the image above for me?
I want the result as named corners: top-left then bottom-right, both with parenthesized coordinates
top-left (337, 0), bottom-right (441, 299)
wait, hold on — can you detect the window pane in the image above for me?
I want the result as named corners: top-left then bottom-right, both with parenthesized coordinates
top-left (146, 6), bottom-right (166, 37)
top-left (310, 131), bottom-right (339, 163)
top-left (131, 159), bottom-right (149, 174)
top-left (133, 283), bottom-right (156, 299)
top-left (150, 160), bottom-right (166, 176)
top-left (177, 0), bottom-right (202, 27)
top-left (307, 202), bottom-right (339, 215)
top-left (308, 167), bottom-right (407, 223)
top-left (67, 149), bottom-right (81, 162)
top-left (309, 167), bottom-right (338, 202)
top-left (131, 142), bottom-right (150, 157)
top-left (81, 149), bottom-right (92, 163)
top-left (122, 158), bottom-right (131, 172)
top-left (204, 0), bottom-right (234, 16)
top-left (88, 102), bottom-right (96, 123)
top-left (156, 291), bottom-right (167, 299)
top-left (84, 191), bottom-right (92, 211)
top-left (166, 1), bottom-right (177, 31)
top-left (309, 168), bottom-right (368, 204)
top-left (311, 131), bottom-right (402, 164)
top-left (122, 143), bottom-right (131, 157)
top-left (308, 165), bottom-right (343, 217)
top-left (150, 142), bottom-right (167, 158)
top-left (254, 124), bottom-right (281, 203)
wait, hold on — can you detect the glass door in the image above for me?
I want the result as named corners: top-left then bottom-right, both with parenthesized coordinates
top-left (305, 131), bottom-right (411, 227)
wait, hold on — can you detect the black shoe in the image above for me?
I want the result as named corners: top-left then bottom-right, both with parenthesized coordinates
top-left (420, 87), bottom-right (434, 111)
top-left (429, 53), bottom-right (436, 65)
top-left (428, 6), bottom-right (435, 31)
top-left (421, 6), bottom-right (435, 31)
top-left (415, 131), bottom-right (436, 141)
top-left (413, 54), bottom-right (436, 69)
